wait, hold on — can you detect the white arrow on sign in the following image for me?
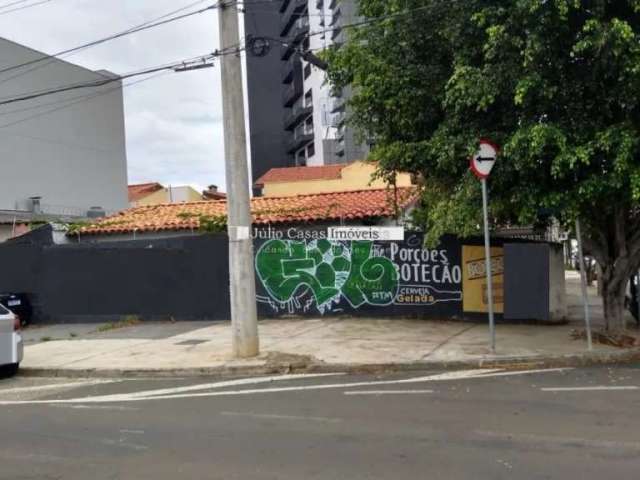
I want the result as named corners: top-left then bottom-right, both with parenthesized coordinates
top-left (470, 139), bottom-right (499, 179)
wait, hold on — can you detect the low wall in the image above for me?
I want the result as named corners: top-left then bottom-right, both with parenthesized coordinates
top-left (0, 231), bottom-right (563, 323)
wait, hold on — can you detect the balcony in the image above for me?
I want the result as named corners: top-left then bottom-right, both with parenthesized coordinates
top-left (284, 100), bottom-right (313, 131)
top-left (287, 124), bottom-right (315, 153)
top-left (280, 0), bottom-right (307, 37)
top-left (282, 81), bottom-right (303, 107)
top-left (291, 16), bottom-right (310, 43)
top-left (331, 23), bottom-right (342, 40)
top-left (281, 54), bottom-right (300, 84)
top-left (330, 96), bottom-right (345, 113)
top-left (280, 0), bottom-right (291, 13)
top-left (280, 42), bottom-right (294, 61)
top-left (330, 6), bottom-right (341, 25)
top-left (334, 111), bottom-right (346, 127)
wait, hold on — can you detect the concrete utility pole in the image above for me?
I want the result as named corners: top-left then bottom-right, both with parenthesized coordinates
top-left (217, 1), bottom-right (259, 357)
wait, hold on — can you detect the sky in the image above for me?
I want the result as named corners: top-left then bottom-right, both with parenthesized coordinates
top-left (0, 0), bottom-right (229, 193)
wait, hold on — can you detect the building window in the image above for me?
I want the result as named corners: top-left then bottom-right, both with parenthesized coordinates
top-left (304, 63), bottom-right (312, 79)
top-left (304, 89), bottom-right (313, 107)
top-left (296, 149), bottom-right (307, 166)
top-left (307, 142), bottom-right (315, 158)
top-left (304, 115), bottom-right (314, 134)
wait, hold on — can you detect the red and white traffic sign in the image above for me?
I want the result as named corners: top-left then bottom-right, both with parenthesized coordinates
top-left (470, 139), bottom-right (499, 179)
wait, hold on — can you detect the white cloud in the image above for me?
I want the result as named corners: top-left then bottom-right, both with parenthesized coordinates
top-left (0, 0), bottom-right (227, 192)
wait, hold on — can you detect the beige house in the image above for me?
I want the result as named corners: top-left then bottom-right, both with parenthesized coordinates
top-left (128, 183), bottom-right (204, 207)
top-left (254, 161), bottom-right (415, 197)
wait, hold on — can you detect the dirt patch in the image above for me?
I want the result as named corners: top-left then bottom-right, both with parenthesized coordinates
top-left (571, 329), bottom-right (640, 348)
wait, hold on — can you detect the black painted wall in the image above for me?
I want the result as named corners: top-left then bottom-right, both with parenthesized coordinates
top-left (0, 230), bottom-right (561, 324)
top-left (0, 235), bottom-right (231, 323)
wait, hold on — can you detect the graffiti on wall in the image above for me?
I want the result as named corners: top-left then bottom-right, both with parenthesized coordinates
top-left (255, 235), bottom-right (463, 315)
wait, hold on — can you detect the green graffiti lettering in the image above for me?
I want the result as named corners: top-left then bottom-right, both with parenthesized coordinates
top-left (255, 239), bottom-right (399, 311)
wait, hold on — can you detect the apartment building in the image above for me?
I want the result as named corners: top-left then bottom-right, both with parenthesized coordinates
top-left (0, 37), bottom-right (128, 240)
top-left (244, 0), bottom-right (369, 186)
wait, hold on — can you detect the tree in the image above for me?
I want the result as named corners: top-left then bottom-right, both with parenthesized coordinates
top-left (325, 0), bottom-right (640, 330)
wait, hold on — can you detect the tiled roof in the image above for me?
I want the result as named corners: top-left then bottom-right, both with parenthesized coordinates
top-left (202, 190), bottom-right (227, 200)
top-left (128, 182), bottom-right (164, 202)
top-left (254, 164), bottom-right (347, 186)
top-left (75, 187), bottom-right (418, 236)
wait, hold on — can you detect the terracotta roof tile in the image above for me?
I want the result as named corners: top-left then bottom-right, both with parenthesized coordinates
top-left (254, 164), bottom-right (347, 186)
top-left (76, 188), bottom-right (418, 236)
top-left (128, 182), bottom-right (164, 202)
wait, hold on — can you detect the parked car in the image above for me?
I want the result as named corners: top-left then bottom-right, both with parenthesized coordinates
top-left (0, 293), bottom-right (32, 326)
top-left (0, 302), bottom-right (23, 376)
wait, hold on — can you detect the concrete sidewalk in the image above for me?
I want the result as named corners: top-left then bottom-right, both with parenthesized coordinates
top-left (18, 272), bottom-right (640, 377)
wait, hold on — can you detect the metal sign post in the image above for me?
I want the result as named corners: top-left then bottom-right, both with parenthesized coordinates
top-left (470, 139), bottom-right (499, 354)
top-left (575, 219), bottom-right (593, 350)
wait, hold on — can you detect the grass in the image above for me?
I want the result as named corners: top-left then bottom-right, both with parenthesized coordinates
top-left (40, 336), bottom-right (52, 342)
top-left (96, 315), bottom-right (141, 333)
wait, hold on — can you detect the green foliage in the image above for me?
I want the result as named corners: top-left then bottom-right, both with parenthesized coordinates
top-left (66, 221), bottom-right (91, 235)
top-left (176, 211), bottom-right (227, 233)
top-left (198, 215), bottom-right (227, 233)
top-left (328, 0), bottom-right (640, 227)
top-left (327, 0), bottom-right (640, 326)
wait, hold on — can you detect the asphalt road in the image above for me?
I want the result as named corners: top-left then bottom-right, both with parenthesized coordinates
top-left (0, 365), bottom-right (639, 479)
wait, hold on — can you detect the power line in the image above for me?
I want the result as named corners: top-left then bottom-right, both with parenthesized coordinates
top-left (0, 0), bottom-right (213, 90)
top-left (0, 47), bottom-right (242, 107)
top-left (0, 50), bottom-right (220, 120)
top-left (0, 3), bottom-right (218, 77)
top-left (0, 0), bottom-right (52, 16)
top-left (0, 71), bottom-right (169, 130)
top-left (0, 0), bottom-right (34, 9)
top-left (248, 3), bottom-right (443, 51)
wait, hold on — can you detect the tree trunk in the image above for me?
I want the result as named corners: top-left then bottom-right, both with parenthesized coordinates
top-left (600, 266), bottom-right (628, 332)
top-left (581, 206), bottom-right (640, 333)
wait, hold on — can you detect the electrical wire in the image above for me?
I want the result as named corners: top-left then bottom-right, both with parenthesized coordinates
top-left (0, 0), bottom-right (52, 16)
top-left (248, 2), bottom-right (447, 53)
top-left (0, 71), bottom-right (170, 130)
top-left (0, 3), bottom-right (218, 77)
top-left (0, 46), bottom-right (242, 107)
top-left (0, 0), bottom-right (33, 8)
top-left (0, 0), bottom-right (213, 91)
top-left (0, 49), bottom-right (221, 119)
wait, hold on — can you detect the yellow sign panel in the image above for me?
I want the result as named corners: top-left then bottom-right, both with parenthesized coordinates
top-left (462, 245), bottom-right (504, 313)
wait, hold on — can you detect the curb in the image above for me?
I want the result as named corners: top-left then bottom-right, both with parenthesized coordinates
top-left (17, 348), bottom-right (640, 379)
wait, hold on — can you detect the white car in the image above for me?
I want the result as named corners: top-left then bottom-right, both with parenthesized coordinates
top-left (0, 302), bottom-right (22, 375)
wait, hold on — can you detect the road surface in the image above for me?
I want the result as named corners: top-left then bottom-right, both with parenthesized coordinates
top-left (0, 365), bottom-right (638, 479)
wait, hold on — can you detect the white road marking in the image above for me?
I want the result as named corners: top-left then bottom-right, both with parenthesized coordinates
top-left (0, 368), bottom-right (571, 405)
top-left (220, 411), bottom-right (342, 423)
top-left (476, 430), bottom-right (640, 452)
top-left (49, 372), bottom-right (347, 404)
top-left (102, 438), bottom-right (149, 452)
top-left (474, 368), bottom-right (572, 378)
top-left (0, 373), bottom-right (345, 405)
top-left (0, 379), bottom-right (120, 394)
top-left (344, 390), bottom-right (434, 395)
top-left (541, 385), bottom-right (639, 392)
top-left (120, 429), bottom-right (145, 434)
top-left (50, 404), bottom-right (139, 411)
